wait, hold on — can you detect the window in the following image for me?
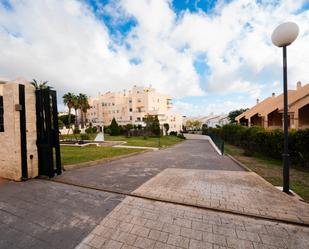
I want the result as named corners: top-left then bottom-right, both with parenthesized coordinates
top-left (0, 96), bottom-right (3, 132)
top-left (129, 108), bottom-right (132, 112)
top-left (137, 117), bottom-right (141, 121)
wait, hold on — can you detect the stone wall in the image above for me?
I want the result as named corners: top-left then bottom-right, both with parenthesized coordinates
top-left (0, 79), bottom-right (38, 180)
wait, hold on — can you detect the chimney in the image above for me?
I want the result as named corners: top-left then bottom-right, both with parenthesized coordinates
top-left (256, 98), bottom-right (259, 104)
top-left (297, 81), bottom-right (302, 90)
top-left (272, 92), bottom-right (276, 97)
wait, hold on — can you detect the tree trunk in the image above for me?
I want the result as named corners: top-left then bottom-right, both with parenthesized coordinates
top-left (68, 107), bottom-right (72, 128)
top-left (81, 111), bottom-right (84, 129)
top-left (74, 108), bottom-right (78, 127)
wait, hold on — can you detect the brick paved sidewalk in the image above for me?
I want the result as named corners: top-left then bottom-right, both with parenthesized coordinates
top-left (132, 169), bottom-right (309, 225)
top-left (76, 196), bottom-right (309, 249)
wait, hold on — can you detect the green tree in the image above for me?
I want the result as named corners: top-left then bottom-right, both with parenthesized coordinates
top-left (110, 118), bottom-right (120, 136)
top-left (144, 115), bottom-right (160, 136)
top-left (163, 123), bottom-right (169, 135)
top-left (185, 119), bottom-right (202, 130)
top-left (63, 92), bottom-right (75, 127)
top-left (58, 114), bottom-right (75, 128)
top-left (72, 95), bottom-right (80, 127)
top-left (78, 93), bottom-right (90, 128)
top-left (153, 116), bottom-right (161, 136)
top-left (228, 108), bottom-right (249, 124)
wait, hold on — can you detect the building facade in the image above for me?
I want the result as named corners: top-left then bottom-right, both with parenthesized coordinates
top-left (87, 86), bottom-right (183, 133)
top-left (236, 81), bottom-right (309, 130)
top-left (200, 114), bottom-right (229, 128)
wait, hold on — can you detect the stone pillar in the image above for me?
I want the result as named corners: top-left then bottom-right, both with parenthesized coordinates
top-left (0, 80), bottom-right (38, 180)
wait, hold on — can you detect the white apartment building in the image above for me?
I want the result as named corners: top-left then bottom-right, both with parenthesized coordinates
top-left (87, 86), bottom-right (183, 133)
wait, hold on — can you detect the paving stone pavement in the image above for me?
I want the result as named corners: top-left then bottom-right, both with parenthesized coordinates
top-left (1, 137), bottom-right (309, 249)
top-left (54, 139), bottom-right (243, 193)
top-left (0, 180), bottom-right (123, 249)
top-left (132, 168), bottom-right (309, 225)
top-left (76, 196), bottom-right (309, 249)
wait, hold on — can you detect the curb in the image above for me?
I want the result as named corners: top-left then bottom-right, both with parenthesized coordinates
top-left (226, 154), bottom-right (252, 172)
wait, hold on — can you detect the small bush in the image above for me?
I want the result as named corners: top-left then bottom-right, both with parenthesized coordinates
top-left (177, 133), bottom-right (186, 139)
top-left (73, 127), bottom-right (81, 134)
top-left (105, 128), bottom-right (111, 135)
top-left (80, 133), bottom-right (90, 140)
top-left (169, 131), bottom-right (177, 136)
top-left (110, 118), bottom-right (120, 136)
top-left (85, 127), bottom-right (97, 134)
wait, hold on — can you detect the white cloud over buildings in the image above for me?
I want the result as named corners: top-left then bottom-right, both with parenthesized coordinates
top-left (0, 0), bottom-right (308, 115)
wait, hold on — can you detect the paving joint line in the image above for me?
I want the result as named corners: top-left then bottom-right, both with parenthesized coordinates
top-left (46, 178), bottom-right (309, 228)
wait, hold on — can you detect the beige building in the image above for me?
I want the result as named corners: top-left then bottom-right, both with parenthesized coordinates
top-left (87, 86), bottom-right (183, 133)
top-left (0, 78), bottom-right (38, 180)
top-left (236, 81), bottom-right (309, 129)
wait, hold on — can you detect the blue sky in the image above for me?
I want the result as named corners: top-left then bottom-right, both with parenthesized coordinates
top-left (0, 0), bottom-right (309, 116)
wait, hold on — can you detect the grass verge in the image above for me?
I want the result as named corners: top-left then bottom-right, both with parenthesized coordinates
top-left (60, 134), bottom-right (184, 148)
top-left (61, 145), bottom-right (143, 166)
top-left (105, 135), bottom-right (184, 148)
top-left (60, 133), bottom-right (97, 140)
top-left (225, 143), bottom-right (309, 201)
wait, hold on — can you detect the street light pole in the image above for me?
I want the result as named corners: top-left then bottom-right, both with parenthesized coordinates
top-left (282, 46), bottom-right (289, 193)
top-left (271, 22), bottom-right (299, 194)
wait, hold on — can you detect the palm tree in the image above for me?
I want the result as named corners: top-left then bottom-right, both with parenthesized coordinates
top-left (78, 93), bottom-right (90, 128)
top-left (72, 95), bottom-right (80, 128)
top-left (31, 79), bottom-right (50, 90)
top-left (63, 92), bottom-right (75, 127)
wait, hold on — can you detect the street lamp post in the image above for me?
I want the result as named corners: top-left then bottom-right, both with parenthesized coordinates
top-left (271, 22), bottom-right (299, 194)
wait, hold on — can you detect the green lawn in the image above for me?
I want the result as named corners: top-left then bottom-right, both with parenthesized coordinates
top-left (61, 145), bottom-right (143, 166)
top-left (104, 134), bottom-right (184, 148)
top-left (60, 133), bottom-right (97, 140)
top-left (60, 133), bottom-right (184, 148)
top-left (225, 143), bottom-right (309, 202)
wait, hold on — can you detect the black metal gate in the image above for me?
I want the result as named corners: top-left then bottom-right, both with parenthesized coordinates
top-left (19, 84), bottom-right (28, 180)
top-left (35, 89), bottom-right (61, 178)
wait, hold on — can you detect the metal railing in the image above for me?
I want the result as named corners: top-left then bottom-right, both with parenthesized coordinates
top-left (207, 131), bottom-right (224, 155)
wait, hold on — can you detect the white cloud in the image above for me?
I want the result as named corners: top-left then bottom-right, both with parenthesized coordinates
top-left (0, 0), bottom-right (308, 115)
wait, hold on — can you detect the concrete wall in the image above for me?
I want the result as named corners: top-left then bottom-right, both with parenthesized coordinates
top-left (0, 80), bottom-right (38, 181)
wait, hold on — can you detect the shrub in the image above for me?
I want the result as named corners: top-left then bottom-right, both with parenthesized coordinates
top-left (110, 118), bottom-right (120, 136)
top-left (80, 133), bottom-right (90, 140)
top-left (105, 128), bottom-right (111, 135)
top-left (218, 124), bottom-right (309, 167)
top-left (169, 131), bottom-right (177, 136)
top-left (73, 127), bottom-right (81, 134)
top-left (85, 127), bottom-right (97, 134)
top-left (177, 133), bottom-right (186, 139)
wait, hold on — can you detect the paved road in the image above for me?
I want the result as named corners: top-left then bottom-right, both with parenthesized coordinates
top-left (55, 139), bottom-right (243, 193)
top-left (1, 137), bottom-right (308, 249)
top-left (0, 180), bottom-right (123, 249)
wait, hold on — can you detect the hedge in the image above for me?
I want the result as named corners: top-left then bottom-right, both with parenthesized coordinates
top-left (205, 124), bottom-right (309, 167)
